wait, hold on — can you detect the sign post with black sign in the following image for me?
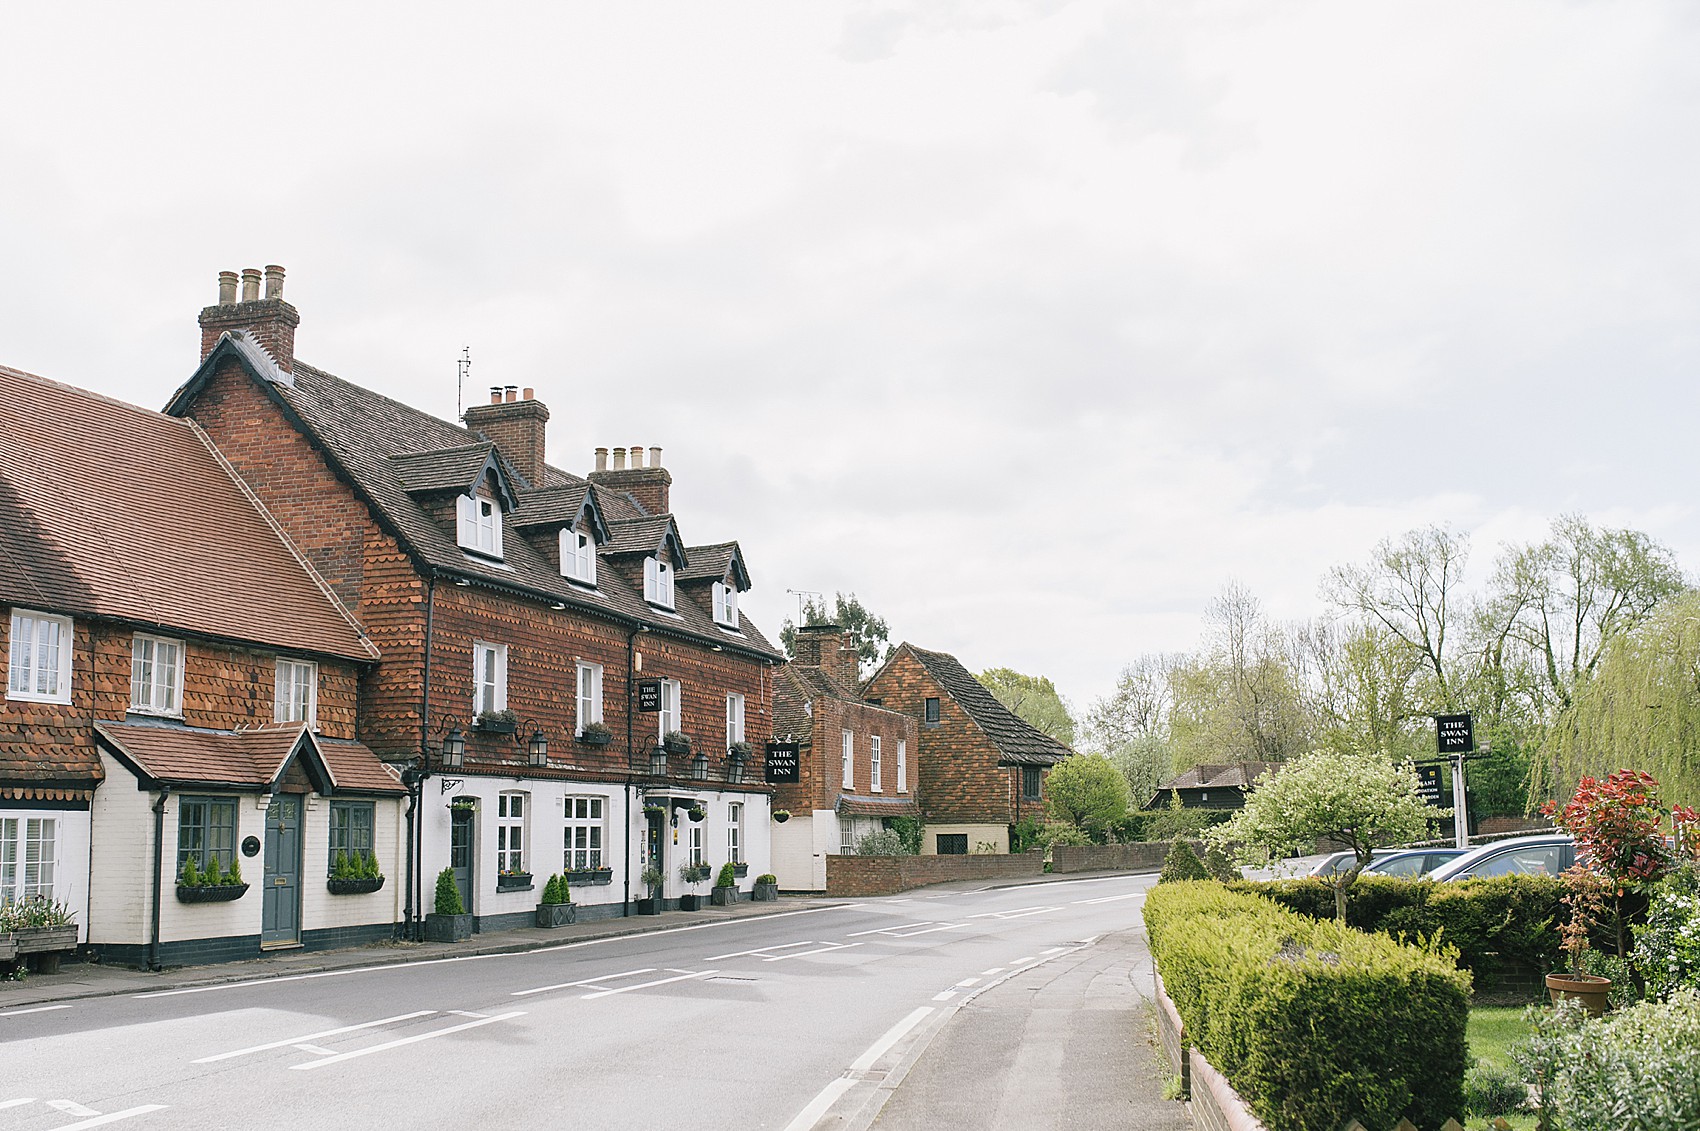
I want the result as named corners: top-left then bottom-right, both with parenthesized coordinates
top-left (1434, 713), bottom-right (1474, 848)
top-left (764, 741), bottom-right (800, 784)
top-left (1414, 765), bottom-right (1443, 809)
top-left (636, 679), bottom-right (662, 713)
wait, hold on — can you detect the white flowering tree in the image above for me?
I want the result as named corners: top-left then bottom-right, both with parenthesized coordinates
top-left (1206, 749), bottom-right (1441, 921)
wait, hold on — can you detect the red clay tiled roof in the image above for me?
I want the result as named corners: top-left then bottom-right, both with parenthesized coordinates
top-left (836, 793), bottom-right (921, 818)
top-left (893, 644), bottom-right (1072, 767)
top-left (0, 743), bottom-right (102, 790)
top-left (0, 365), bottom-right (377, 663)
top-left (95, 721), bottom-right (402, 795)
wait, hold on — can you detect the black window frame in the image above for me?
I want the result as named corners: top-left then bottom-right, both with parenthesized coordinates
top-left (936, 833), bottom-right (967, 855)
top-left (1022, 766), bottom-right (1042, 801)
top-left (924, 697), bottom-right (940, 726)
top-left (328, 799), bottom-right (376, 872)
top-left (177, 795), bottom-right (238, 872)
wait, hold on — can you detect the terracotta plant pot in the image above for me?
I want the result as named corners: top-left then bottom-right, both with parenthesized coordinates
top-left (1546, 972), bottom-right (1611, 1016)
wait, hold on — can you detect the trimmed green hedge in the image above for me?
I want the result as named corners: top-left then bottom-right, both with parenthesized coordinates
top-left (1145, 882), bottom-right (1469, 1131)
top-left (1228, 875), bottom-right (1564, 992)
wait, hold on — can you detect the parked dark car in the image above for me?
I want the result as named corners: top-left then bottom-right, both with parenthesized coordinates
top-left (1361, 847), bottom-right (1470, 878)
top-left (1426, 834), bottom-right (1576, 882)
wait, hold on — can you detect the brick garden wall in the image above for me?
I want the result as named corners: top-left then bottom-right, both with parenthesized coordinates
top-left (1051, 842), bottom-right (1179, 874)
top-left (825, 851), bottom-right (1044, 896)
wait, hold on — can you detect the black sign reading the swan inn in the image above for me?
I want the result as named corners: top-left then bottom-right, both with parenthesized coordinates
top-left (637, 679), bottom-right (662, 713)
top-left (1435, 713), bottom-right (1474, 755)
top-left (765, 741), bottom-right (800, 783)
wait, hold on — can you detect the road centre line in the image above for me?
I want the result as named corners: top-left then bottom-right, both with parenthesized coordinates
top-left (1073, 892), bottom-right (1143, 905)
top-left (1, 1004), bottom-right (71, 1018)
top-left (293, 1044), bottom-right (335, 1056)
top-left (1042, 947), bottom-right (1067, 955)
top-left (48, 1101), bottom-right (100, 1116)
top-left (290, 1011), bottom-right (525, 1071)
top-left (193, 1010), bottom-right (438, 1062)
top-left (709, 940), bottom-right (817, 959)
top-left (53, 1107), bottom-right (167, 1130)
top-left (512, 967), bottom-right (656, 996)
top-left (994, 874), bottom-right (1128, 892)
top-left (981, 967), bottom-right (1004, 976)
top-left (932, 991), bottom-right (955, 1001)
top-left (761, 943), bottom-right (858, 962)
top-left (969, 906), bottom-right (1061, 920)
top-left (845, 923), bottom-right (932, 937)
top-left (1012, 956), bottom-right (1036, 964)
top-left (0, 1099), bottom-right (34, 1110)
top-left (955, 978), bottom-right (980, 988)
top-left (582, 969), bottom-right (718, 999)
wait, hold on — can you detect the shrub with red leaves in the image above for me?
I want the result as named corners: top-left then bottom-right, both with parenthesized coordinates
top-left (1543, 769), bottom-right (1673, 888)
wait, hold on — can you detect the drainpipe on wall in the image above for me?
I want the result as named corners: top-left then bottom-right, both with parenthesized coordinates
top-left (147, 784), bottom-right (172, 972)
top-left (413, 574), bottom-right (439, 941)
top-left (622, 623), bottom-right (645, 917)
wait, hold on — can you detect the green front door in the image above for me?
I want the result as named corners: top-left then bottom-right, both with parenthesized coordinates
top-left (262, 795), bottom-right (303, 947)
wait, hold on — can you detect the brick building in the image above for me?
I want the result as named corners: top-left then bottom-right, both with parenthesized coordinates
top-left (768, 625), bottom-right (919, 890)
top-left (0, 363), bottom-right (403, 967)
top-left (165, 267), bottom-right (783, 932)
top-left (863, 643), bottom-right (1071, 854)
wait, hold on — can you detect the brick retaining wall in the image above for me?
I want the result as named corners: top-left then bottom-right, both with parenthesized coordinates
top-left (825, 851), bottom-right (1045, 896)
top-left (1051, 842), bottom-right (1188, 873)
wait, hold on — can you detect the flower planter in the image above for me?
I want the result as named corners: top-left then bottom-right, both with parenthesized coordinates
top-left (536, 902), bottom-right (577, 928)
top-left (635, 897), bottom-right (662, 916)
top-left (772, 811), bottom-right (791, 824)
top-left (664, 737), bottom-right (691, 755)
top-left (327, 876), bottom-right (386, 896)
top-left (679, 893), bottom-right (704, 911)
top-left (424, 912), bottom-right (474, 942)
top-left (567, 868), bottom-right (613, 886)
top-left (496, 872), bottom-right (533, 893)
top-left (1546, 972), bottom-right (1612, 1016)
top-left (476, 717), bottom-right (517, 735)
top-left (732, 862), bottom-right (749, 878)
top-left (710, 886), bottom-right (737, 907)
top-left (13, 925), bottom-right (78, 954)
top-left (578, 731), bottom-right (613, 747)
top-left (751, 881), bottom-right (779, 902)
top-left (0, 934), bottom-right (16, 963)
top-left (176, 883), bottom-right (249, 904)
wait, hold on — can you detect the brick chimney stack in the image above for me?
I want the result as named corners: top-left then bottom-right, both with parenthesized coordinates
top-left (793, 624), bottom-right (860, 690)
top-left (198, 264), bottom-right (301, 374)
top-left (463, 385), bottom-right (551, 488)
top-left (588, 442), bottom-right (671, 516)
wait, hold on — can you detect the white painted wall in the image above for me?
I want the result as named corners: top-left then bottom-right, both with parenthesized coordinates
top-left (921, 822), bottom-right (1009, 855)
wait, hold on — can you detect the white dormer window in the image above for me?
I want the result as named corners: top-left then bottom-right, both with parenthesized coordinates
top-left (712, 581), bottom-right (739, 628)
top-left (457, 492), bottom-right (503, 558)
top-left (560, 526), bottom-right (597, 585)
top-left (644, 555), bottom-right (675, 609)
top-left (8, 610), bottom-right (72, 704)
top-left (130, 633), bottom-right (183, 717)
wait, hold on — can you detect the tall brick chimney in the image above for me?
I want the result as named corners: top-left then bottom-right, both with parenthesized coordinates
top-left (198, 265), bottom-right (300, 375)
top-left (589, 443), bottom-right (671, 516)
top-left (464, 385), bottom-right (550, 488)
top-left (793, 624), bottom-right (859, 690)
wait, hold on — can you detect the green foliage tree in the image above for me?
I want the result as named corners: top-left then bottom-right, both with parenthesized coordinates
top-left (976, 667), bottom-right (1076, 746)
top-left (1207, 749), bottom-right (1439, 921)
top-left (1043, 753), bottom-right (1131, 843)
top-left (778, 591), bottom-right (893, 676)
top-left (1158, 838), bottom-right (1210, 883)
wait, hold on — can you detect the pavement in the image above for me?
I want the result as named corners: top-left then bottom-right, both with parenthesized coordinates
top-left (2, 870), bottom-right (1191, 1130)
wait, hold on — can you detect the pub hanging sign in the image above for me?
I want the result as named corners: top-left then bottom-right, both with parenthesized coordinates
top-left (637, 679), bottom-right (662, 713)
top-left (765, 740), bottom-right (800, 783)
top-left (1435, 713), bottom-right (1474, 755)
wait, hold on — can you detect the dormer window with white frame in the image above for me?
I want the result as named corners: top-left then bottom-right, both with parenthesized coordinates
top-left (130, 633), bottom-right (183, 717)
top-left (560, 526), bottom-right (597, 585)
top-left (712, 581), bottom-right (739, 628)
top-left (457, 492), bottom-right (503, 559)
top-left (644, 555), bottom-right (675, 609)
top-left (8, 610), bottom-right (72, 704)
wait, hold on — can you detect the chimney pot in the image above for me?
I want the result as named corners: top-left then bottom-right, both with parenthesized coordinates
top-left (217, 271), bottom-right (239, 305)
top-left (613, 447), bottom-right (627, 471)
top-left (649, 446), bottom-right (662, 469)
top-left (595, 447), bottom-right (608, 472)
top-left (505, 385), bottom-right (518, 403)
top-left (241, 268), bottom-right (262, 303)
top-left (631, 443), bottom-right (644, 469)
top-left (489, 387), bottom-right (502, 405)
top-left (263, 265), bottom-right (285, 300)
top-left (522, 387), bottom-right (534, 401)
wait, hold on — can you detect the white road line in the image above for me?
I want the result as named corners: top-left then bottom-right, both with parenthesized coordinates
top-left (932, 991), bottom-right (956, 1001)
top-left (1072, 892), bottom-right (1143, 905)
top-left (969, 906), bottom-right (1061, 920)
top-left (1, 1004), bottom-right (71, 1018)
top-left (1042, 947), bottom-right (1067, 955)
top-left (49, 1101), bottom-right (102, 1116)
top-left (512, 967), bottom-right (656, 996)
top-left (291, 1011), bottom-right (526, 1071)
top-left (53, 1107), bottom-right (167, 1129)
top-left (293, 1044), bottom-right (335, 1056)
top-left (980, 967), bottom-right (1004, 976)
top-left (582, 970), bottom-right (718, 999)
top-left (193, 1010), bottom-right (439, 1063)
top-left (446, 1010), bottom-right (489, 1017)
top-left (709, 940), bottom-right (817, 959)
top-left (845, 923), bottom-right (932, 937)
top-left (877, 924), bottom-right (965, 938)
top-left (955, 978), bottom-right (980, 988)
top-left (782, 1077), bottom-right (856, 1131)
top-left (850, 1007), bottom-right (933, 1072)
top-left (762, 943), bottom-right (858, 962)
top-left (0, 1099), bottom-right (34, 1111)
top-left (1012, 956), bottom-right (1035, 964)
top-left (784, 1006), bottom-right (938, 1130)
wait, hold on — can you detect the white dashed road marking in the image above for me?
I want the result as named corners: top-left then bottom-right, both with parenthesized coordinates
top-left (48, 1101), bottom-right (101, 1117)
top-left (193, 1010), bottom-right (438, 1062)
top-left (512, 967), bottom-right (657, 996)
top-left (290, 1011), bottom-right (526, 1071)
top-left (1, 1004), bottom-right (71, 1018)
top-left (51, 1106), bottom-right (167, 1129)
top-left (581, 970), bottom-right (718, 999)
top-left (969, 906), bottom-right (1062, 921)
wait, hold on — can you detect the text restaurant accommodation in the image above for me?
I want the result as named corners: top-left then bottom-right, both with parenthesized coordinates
top-left (769, 625), bottom-right (919, 890)
top-left (165, 267), bottom-right (783, 932)
top-left (863, 643), bottom-right (1071, 854)
top-left (0, 363), bottom-right (403, 967)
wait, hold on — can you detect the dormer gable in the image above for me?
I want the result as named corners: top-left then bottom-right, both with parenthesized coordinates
top-left (678, 541), bottom-right (751, 628)
top-left (511, 483), bottom-right (611, 585)
top-left (603, 515), bottom-right (688, 610)
top-left (388, 444), bottom-right (517, 561)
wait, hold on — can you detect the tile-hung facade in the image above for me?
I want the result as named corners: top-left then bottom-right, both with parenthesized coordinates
top-left (769, 625), bottom-right (919, 890)
top-left (863, 643), bottom-right (1072, 854)
top-left (166, 267), bottom-right (784, 933)
top-left (0, 363), bottom-right (400, 967)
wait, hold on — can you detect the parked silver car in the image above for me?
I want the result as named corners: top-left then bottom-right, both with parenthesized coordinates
top-left (1362, 848), bottom-right (1470, 878)
top-left (1426, 833), bottom-right (1576, 881)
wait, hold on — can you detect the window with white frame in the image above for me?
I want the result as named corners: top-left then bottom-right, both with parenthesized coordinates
top-left (728, 802), bottom-right (743, 863)
top-left (725, 693), bottom-right (744, 751)
top-left (497, 792), bottom-right (527, 874)
top-left (8, 610), bottom-right (72, 703)
top-left (643, 555), bottom-right (675, 608)
top-left (130, 633), bottom-right (183, 716)
top-left (898, 738), bottom-right (908, 793)
top-left (575, 662), bottom-right (603, 735)
top-left (456, 492), bottom-right (503, 558)
top-left (560, 526), bottom-right (596, 584)
top-left (839, 818), bottom-right (855, 855)
top-left (564, 797), bottom-right (605, 870)
top-left (712, 581), bottom-right (738, 627)
top-left (657, 678), bottom-right (681, 741)
top-left (0, 816), bottom-right (56, 902)
top-left (842, 730), bottom-right (854, 790)
top-left (688, 823), bottom-right (704, 866)
top-left (473, 642), bottom-right (507, 716)
top-left (870, 735), bottom-right (882, 793)
top-left (275, 658), bottom-right (318, 726)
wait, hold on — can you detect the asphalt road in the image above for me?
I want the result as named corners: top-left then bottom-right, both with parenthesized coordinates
top-left (1, 874), bottom-right (1163, 1131)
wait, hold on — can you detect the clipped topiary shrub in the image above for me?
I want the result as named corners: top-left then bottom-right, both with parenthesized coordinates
top-left (715, 862), bottom-right (738, 888)
top-left (434, 867), bottom-right (464, 915)
top-left (1159, 838), bottom-right (1210, 883)
top-left (1202, 843), bottom-right (1240, 883)
top-left (1144, 882), bottom-right (1469, 1131)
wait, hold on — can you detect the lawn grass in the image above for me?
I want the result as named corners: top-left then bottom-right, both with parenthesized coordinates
top-left (1463, 1005), bottom-right (1538, 1131)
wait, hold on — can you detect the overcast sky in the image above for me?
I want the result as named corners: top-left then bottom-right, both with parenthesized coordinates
top-left (4, 2), bottom-right (1699, 715)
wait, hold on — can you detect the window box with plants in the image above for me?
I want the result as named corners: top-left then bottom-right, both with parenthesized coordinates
top-left (326, 850), bottom-right (386, 895)
top-left (424, 868), bottom-right (473, 942)
top-left (711, 862), bottom-right (739, 906)
top-left (663, 730), bottom-right (691, 755)
top-left (2, 896), bottom-right (80, 973)
top-left (535, 874), bottom-right (576, 928)
top-left (751, 874), bottom-right (780, 901)
top-left (176, 855), bottom-right (250, 903)
top-left (475, 708), bottom-right (518, 735)
top-left (577, 721), bottom-right (614, 748)
top-left (496, 869), bottom-right (533, 893)
top-left (732, 862), bottom-right (749, 878)
top-left (566, 865), bottom-right (613, 886)
top-left (637, 866), bottom-right (665, 914)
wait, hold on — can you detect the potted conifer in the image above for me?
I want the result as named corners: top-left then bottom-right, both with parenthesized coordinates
top-left (711, 862), bottom-right (739, 906)
top-left (424, 868), bottom-right (473, 942)
top-left (751, 873), bottom-right (780, 902)
top-left (536, 874), bottom-right (576, 927)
